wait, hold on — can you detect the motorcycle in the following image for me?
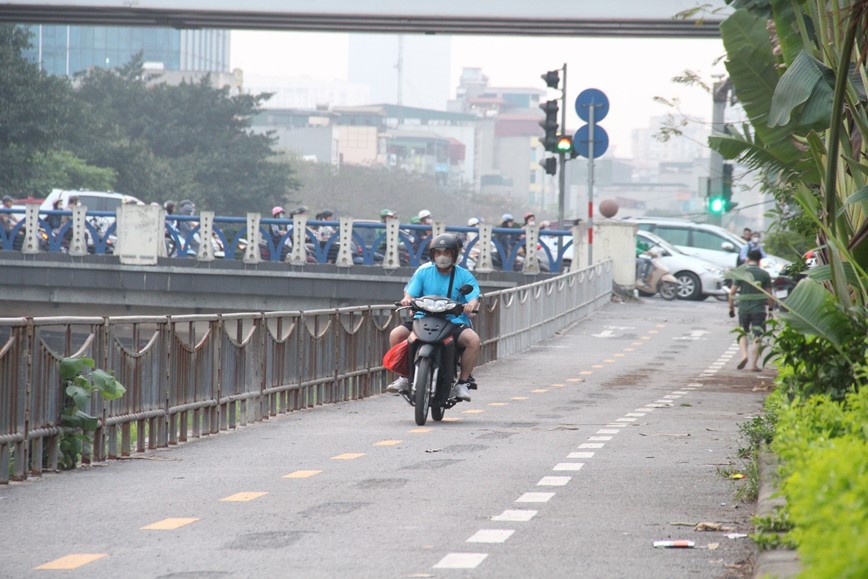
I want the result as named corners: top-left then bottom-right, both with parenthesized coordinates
top-left (635, 247), bottom-right (679, 300)
top-left (396, 284), bottom-right (477, 426)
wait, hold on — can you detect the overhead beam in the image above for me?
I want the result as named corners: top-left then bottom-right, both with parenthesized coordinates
top-left (0, 2), bottom-right (726, 37)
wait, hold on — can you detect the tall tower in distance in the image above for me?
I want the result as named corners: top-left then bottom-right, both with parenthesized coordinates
top-left (348, 33), bottom-right (451, 111)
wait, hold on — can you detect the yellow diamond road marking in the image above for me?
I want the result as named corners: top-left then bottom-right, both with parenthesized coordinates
top-left (624, 348), bottom-right (635, 352)
top-left (488, 402), bottom-right (508, 406)
top-left (566, 378), bottom-right (582, 382)
top-left (631, 342), bottom-right (643, 346)
top-left (614, 353), bottom-right (625, 357)
top-left (511, 396), bottom-right (529, 400)
top-left (141, 518), bottom-right (199, 530)
top-left (36, 554), bottom-right (108, 570)
top-left (283, 470), bottom-right (322, 478)
top-left (656, 324), bottom-right (666, 328)
top-left (551, 383), bottom-right (565, 387)
top-left (220, 492), bottom-right (267, 502)
top-left (531, 389), bottom-right (548, 393)
top-left (332, 453), bottom-right (365, 460)
top-left (462, 409), bottom-right (485, 414)
top-left (374, 440), bottom-right (402, 446)
top-left (592, 364), bottom-right (604, 369)
top-left (648, 330), bottom-right (659, 334)
top-left (410, 427), bottom-right (432, 433)
top-left (604, 359), bottom-right (616, 363)
top-left (640, 336), bottom-right (651, 340)
top-left (441, 417), bottom-right (462, 422)
top-left (580, 371), bottom-right (594, 375)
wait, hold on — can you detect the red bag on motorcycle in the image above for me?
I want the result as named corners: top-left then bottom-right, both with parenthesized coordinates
top-left (383, 340), bottom-right (409, 376)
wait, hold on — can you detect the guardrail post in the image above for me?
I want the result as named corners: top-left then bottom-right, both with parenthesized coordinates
top-left (475, 224), bottom-right (494, 273)
top-left (22, 205), bottom-right (40, 255)
top-left (383, 219), bottom-right (400, 270)
top-left (244, 213), bottom-right (261, 264)
top-left (336, 217), bottom-right (353, 267)
top-left (69, 205), bottom-right (88, 257)
top-left (289, 214), bottom-right (308, 265)
top-left (197, 211), bottom-right (215, 261)
top-left (522, 225), bottom-right (540, 274)
top-left (432, 221), bottom-right (446, 238)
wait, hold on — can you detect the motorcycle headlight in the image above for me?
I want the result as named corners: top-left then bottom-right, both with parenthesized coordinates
top-left (416, 298), bottom-right (450, 313)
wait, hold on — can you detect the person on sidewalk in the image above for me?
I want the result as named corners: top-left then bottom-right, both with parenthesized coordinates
top-left (728, 248), bottom-right (774, 371)
top-left (386, 234), bottom-right (481, 401)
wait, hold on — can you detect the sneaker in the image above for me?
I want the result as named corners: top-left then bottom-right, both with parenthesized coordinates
top-left (386, 376), bottom-right (409, 394)
top-left (452, 381), bottom-right (472, 402)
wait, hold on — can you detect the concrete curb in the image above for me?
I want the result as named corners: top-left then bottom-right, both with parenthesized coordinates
top-left (752, 450), bottom-right (801, 578)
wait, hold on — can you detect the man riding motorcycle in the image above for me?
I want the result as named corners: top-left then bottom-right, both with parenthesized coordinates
top-left (386, 233), bottom-right (482, 401)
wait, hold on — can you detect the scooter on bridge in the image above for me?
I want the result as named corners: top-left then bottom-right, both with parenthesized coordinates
top-left (388, 285), bottom-right (477, 426)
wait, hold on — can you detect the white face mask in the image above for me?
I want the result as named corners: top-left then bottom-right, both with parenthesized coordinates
top-left (751, 236), bottom-right (760, 244)
top-left (434, 255), bottom-right (453, 268)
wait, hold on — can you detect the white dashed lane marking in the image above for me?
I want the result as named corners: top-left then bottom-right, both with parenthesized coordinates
top-left (553, 462), bottom-right (585, 471)
top-left (568, 451), bottom-right (594, 459)
top-left (538, 476), bottom-right (571, 486)
top-left (466, 530), bottom-right (515, 543)
top-left (516, 493), bottom-right (555, 503)
top-left (434, 553), bottom-right (488, 569)
top-left (491, 510), bottom-right (537, 522)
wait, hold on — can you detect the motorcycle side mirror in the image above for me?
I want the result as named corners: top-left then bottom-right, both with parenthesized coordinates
top-left (458, 284), bottom-right (474, 295)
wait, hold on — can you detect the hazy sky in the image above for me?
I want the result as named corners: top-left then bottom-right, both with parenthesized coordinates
top-left (231, 31), bottom-right (727, 157)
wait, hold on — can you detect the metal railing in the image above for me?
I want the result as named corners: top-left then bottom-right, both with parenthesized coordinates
top-left (0, 262), bottom-right (611, 483)
top-left (1, 206), bottom-right (578, 273)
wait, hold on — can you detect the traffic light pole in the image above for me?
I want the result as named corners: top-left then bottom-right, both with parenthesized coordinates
top-left (557, 63), bottom-right (567, 259)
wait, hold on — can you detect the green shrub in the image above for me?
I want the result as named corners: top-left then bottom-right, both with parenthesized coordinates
top-left (784, 437), bottom-right (868, 578)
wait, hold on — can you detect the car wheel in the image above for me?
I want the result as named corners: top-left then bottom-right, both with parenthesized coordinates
top-left (674, 271), bottom-right (702, 300)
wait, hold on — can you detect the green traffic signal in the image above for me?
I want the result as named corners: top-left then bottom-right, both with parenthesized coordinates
top-left (556, 135), bottom-right (573, 153)
top-left (708, 196), bottom-right (725, 213)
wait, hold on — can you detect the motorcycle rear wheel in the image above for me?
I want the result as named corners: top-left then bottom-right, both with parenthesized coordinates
top-left (414, 358), bottom-right (433, 426)
top-left (658, 281), bottom-right (679, 301)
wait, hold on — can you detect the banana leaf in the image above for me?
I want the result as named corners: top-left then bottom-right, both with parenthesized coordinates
top-left (769, 50), bottom-right (835, 129)
top-left (719, 9), bottom-right (802, 166)
top-left (777, 278), bottom-right (852, 348)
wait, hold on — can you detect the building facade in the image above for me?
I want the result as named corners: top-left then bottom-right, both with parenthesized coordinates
top-left (21, 25), bottom-right (230, 76)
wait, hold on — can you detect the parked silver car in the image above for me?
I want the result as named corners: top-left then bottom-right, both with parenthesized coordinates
top-left (637, 230), bottom-right (727, 300)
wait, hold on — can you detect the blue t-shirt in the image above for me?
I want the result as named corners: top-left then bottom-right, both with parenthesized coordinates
top-left (405, 263), bottom-right (481, 325)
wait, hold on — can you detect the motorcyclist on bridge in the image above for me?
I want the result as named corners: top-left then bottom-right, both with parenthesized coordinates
top-left (386, 233), bottom-right (482, 402)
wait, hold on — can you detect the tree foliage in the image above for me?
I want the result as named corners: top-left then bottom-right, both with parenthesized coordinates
top-left (0, 25), bottom-right (81, 196)
top-left (1, 33), bottom-right (298, 212)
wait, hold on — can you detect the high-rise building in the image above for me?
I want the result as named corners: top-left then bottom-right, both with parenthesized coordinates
top-left (21, 25), bottom-right (230, 77)
top-left (348, 34), bottom-right (451, 111)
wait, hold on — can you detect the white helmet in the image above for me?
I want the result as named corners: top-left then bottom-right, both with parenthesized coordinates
top-left (467, 217), bottom-right (480, 227)
top-left (418, 209), bottom-right (432, 219)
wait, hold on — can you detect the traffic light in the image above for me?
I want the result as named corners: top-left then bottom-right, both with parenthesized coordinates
top-left (539, 157), bottom-right (557, 175)
top-left (708, 196), bottom-right (726, 214)
top-left (722, 163), bottom-right (734, 210)
top-left (541, 69), bottom-right (560, 89)
top-left (556, 135), bottom-right (574, 157)
top-left (539, 100), bottom-right (559, 152)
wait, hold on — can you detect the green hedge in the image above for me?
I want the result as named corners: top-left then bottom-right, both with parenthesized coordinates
top-left (769, 388), bottom-right (868, 578)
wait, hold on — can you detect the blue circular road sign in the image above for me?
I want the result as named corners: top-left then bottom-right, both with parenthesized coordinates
top-left (575, 88), bottom-right (609, 122)
top-left (573, 125), bottom-right (609, 159)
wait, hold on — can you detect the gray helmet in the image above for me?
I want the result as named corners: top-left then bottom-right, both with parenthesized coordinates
top-left (429, 233), bottom-right (461, 262)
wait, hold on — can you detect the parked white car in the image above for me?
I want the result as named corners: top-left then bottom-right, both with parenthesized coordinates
top-left (625, 216), bottom-right (791, 278)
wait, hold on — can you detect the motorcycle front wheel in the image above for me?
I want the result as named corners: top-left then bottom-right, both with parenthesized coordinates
top-left (414, 358), bottom-right (433, 426)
